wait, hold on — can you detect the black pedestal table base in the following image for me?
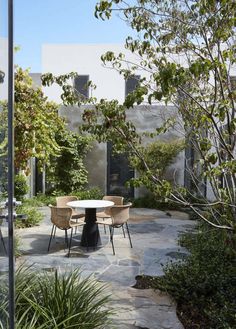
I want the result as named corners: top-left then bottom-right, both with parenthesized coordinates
top-left (81, 208), bottom-right (101, 247)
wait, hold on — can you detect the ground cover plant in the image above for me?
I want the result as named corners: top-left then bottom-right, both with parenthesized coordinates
top-left (135, 224), bottom-right (236, 329)
top-left (15, 204), bottom-right (43, 228)
top-left (0, 267), bottom-right (113, 329)
top-left (24, 187), bottom-right (103, 208)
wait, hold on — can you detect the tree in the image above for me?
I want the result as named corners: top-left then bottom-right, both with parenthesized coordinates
top-left (42, 0), bottom-right (236, 230)
top-left (0, 67), bottom-right (65, 172)
top-left (0, 67), bottom-right (91, 196)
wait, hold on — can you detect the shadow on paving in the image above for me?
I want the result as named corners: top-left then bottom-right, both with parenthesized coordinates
top-left (10, 207), bottom-right (194, 329)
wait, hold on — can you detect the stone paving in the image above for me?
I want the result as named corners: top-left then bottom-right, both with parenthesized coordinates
top-left (0, 207), bottom-right (196, 329)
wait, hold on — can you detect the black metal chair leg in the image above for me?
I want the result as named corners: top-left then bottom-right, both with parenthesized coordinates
top-left (122, 225), bottom-right (126, 238)
top-left (109, 226), bottom-right (115, 255)
top-left (103, 219), bottom-right (106, 234)
top-left (65, 229), bottom-right (68, 247)
top-left (68, 228), bottom-right (73, 258)
top-left (47, 224), bottom-right (55, 252)
top-left (126, 223), bottom-right (133, 248)
top-left (0, 229), bottom-right (7, 254)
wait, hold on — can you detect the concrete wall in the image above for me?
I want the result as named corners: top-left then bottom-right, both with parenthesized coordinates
top-left (59, 104), bottom-right (185, 197)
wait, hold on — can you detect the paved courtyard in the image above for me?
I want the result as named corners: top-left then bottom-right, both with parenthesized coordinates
top-left (0, 207), bottom-right (195, 329)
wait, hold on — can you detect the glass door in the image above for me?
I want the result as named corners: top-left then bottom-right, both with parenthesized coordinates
top-left (107, 142), bottom-right (134, 198)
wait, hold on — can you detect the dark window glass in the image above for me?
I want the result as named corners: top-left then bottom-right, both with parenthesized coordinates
top-left (107, 142), bottom-right (134, 199)
top-left (125, 75), bottom-right (140, 97)
top-left (74, 75), bottom-right (89, 98)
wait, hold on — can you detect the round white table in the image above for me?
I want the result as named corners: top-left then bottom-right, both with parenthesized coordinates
top-left (67, 200), bottom-right (114, 248)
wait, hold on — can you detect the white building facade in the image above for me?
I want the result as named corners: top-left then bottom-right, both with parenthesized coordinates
top-left (41, 43), bottom-right (185, 198)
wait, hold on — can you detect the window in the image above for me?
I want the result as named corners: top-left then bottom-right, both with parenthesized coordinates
top-left (74, 75), bottom-right (89, 98)
top-left (125, 75), bottom-right (140, 97)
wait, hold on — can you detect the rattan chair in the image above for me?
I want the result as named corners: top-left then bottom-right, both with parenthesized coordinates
top-left (56, 196), bottom-right (85, 221)
top-left (47, 206), bottom-right (85, 257)
top-left (96, 196), bottom-right (124, 234)
top-left (96, 202), bottom-right (133, 255)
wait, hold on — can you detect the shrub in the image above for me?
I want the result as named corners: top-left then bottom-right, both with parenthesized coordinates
top-left (14, 173), bottom-right (29, 201)
top-left (153, 225), bottom-right (236, 329)
top-left (23, 193), bottom-right (56, 207)
top-left (0, 267), bottom-right (113, 329)
top-left (73, 187), bottom-right (103, 200)
top-left (130, 139), bottom-right (185, 181)
top-left (23, 187), bottom-right (103, 208)
top-left (15, 205), bottom-right (43, 228)
top-left (133, 193), bottom-right (183, 211)
top-left (47, 130), bottom-right (91, 194)
top-left (128, 139), bottom-right (185, 199)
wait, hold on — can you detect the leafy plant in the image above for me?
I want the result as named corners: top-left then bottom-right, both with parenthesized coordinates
top-left (42, 1), bottom-right (236, 230)
top-left (47, 129), bottom-right (91, 194)
top-left (132, 139), bottom-right (184, 180)
top-left (129, 139), bottom-right (184, 196)
top-left (14, 234), bottom-right (22, 258)
top-left (133, 194), bottom-right (183, 211)
top-left (153, 225), bottom-right (236, 329)
top-left (73, 187), bottom-right (103, 200)
top-left (23, 194), bottom-right (56, 207)
top-left (0, 67), bottom-right (66, 172)
top-left (0, 267), bottom-right (113, 329)
top-left (15, 205), bottom-right (43, 228)
top-left (14, 173), bottom-right (29, 201)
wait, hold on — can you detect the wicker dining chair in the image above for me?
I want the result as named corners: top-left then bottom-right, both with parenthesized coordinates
top-left (96, 202), bottom-right (133, 255)
top-left (56, 196), bottom-right (85, 221)
top-left (47, 206), bottom-right (85, 257)
top-left (96, 195), bottom-right (124, 234)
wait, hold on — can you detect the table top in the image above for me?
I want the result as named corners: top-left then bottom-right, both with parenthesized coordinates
top-left (67, 200), bottom-right (114, 209)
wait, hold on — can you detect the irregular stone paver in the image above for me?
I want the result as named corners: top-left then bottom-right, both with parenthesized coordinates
top-left (0, 207), bottom-right (194, 329)
top-left (99, 264), bottom-right (140, 286)
top-left (106, 286), bottom-right (183, 329)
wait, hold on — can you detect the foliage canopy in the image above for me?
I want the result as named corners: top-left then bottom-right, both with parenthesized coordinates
top-left (42, 0), bottom-right (236, 230)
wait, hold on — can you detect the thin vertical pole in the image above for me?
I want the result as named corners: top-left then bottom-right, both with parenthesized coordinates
top-left (8, 0), bottom-right (15, 328)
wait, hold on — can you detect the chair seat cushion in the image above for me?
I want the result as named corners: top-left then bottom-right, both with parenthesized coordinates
top-left (71, 212), bottom-right (85, 219)
top-left (70, 220), bottom-right (85, 228)
top-left (96, 211), bottom-right (111, 218)
top-left (96, 218), bottom-right (112, 226)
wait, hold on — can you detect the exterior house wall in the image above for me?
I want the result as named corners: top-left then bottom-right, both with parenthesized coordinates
top-left (41, 44), bottom-right (185, 197)
top-left (59, 104), bottom-right (185, 197)
top-left (42, 44), bottom-right (138, 103)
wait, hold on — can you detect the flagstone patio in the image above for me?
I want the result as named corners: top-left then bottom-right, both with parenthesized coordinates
top-left (0, 207), bottom-right (196, 329)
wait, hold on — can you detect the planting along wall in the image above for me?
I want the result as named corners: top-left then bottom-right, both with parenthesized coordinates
top-left (59, 104), bottom-right (185, 197)
top-left (41, 44), bottom-right (185, 197)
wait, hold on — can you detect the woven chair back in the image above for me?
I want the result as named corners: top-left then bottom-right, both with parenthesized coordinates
top-left (56, 196), bottom-right (78, 207)
top-left (110, 202), bottom-right (132, 226)
top-left (103, 195), bottom-right (124, 205)
top-left (50, 206), bottom-right (72, 230)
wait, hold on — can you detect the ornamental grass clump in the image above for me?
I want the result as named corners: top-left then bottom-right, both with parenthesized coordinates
top-left (0, 267), bottom-right (113, 329)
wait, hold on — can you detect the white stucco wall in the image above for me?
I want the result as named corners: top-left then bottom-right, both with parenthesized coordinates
top-left (42, 44), bottom-right (143, 103)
